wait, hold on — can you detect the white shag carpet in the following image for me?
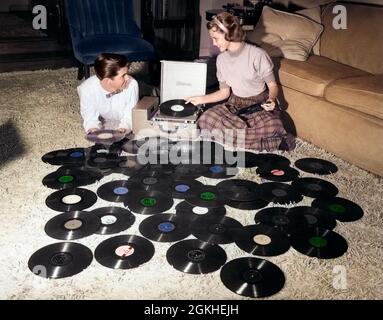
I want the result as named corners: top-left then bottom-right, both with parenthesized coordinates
top-left (0, 67), bottom-right (382, 300)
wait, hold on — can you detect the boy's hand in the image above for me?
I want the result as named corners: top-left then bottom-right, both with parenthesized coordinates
top-left (87, 128), bottom-right (99, 134)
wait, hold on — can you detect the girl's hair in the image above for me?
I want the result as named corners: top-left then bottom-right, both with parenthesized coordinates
top-left (207, 12), bottom-right (245, 42)
top-left (94, 53), bottom-right (130, 80)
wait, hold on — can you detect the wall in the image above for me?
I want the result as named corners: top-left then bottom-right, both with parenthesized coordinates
top-left (199, 0), bottom-right (229, 57)
top-left (0, 0), bottom-right (30, 12)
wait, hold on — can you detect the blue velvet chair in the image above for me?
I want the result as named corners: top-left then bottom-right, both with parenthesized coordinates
top-left (64, 0), bottom-right (155, 79)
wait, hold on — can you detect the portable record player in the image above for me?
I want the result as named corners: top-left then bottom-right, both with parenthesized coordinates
top-left (133, 60), bottom-right (207, 140)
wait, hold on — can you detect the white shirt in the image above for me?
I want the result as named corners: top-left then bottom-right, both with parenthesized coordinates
top-left (77, 75), bottom-right (139, 132)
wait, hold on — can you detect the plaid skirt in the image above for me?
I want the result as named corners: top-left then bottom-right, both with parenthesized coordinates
top-left (197, 93), bottom-right (295, 151)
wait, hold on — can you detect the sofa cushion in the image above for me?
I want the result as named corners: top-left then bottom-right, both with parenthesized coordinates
top-left (325, 75), bottom-right (383, 120)
top-left (294, 7), bottom-right (322, 55)
top-left (321, 3), bottom-right (383, 74)
top-left (246, 6), bottom-right (323, 61)
top-left (275, 55), bottom-right (368, 97)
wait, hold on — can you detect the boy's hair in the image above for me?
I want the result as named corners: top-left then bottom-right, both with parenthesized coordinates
top-left (207, 12), bottom-right (245, 42)
top-left (94, 53), bottom-right (130, 80)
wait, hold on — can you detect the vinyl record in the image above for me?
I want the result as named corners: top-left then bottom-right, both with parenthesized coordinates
top-left (56, 165), bottom-right (104, 181)
top-left (177, 140), bottom-right (225, 166)
top-left (97, 180), bottom-right (138, 202)
top-left (175, 201), bottom-right (226, 221)
top-left (256, 165), bottom-right (300, 182)
top-left (139, 213), bottom-right (191, 242)
top-left (86, 129), bottom-right (126, 145)
top-left (191, 215), bottom-right (242, 244)
top-left (95, 235), bottom-right (154, 269)
top-left (234, 224), bottom-right (290, 256)
top-left (124, 190), bottom-right (174, 214)
top-left (291, 227), bottom-right (348, 259)
top-left (122, 136), bottom-right (172, 155)
top-left (91, 207), bottom-right (135, 235)
top-left (45, 188), bottom-right (97, 212)
top-left (166, 239), bottom-right (227, 274)
top-left (216, 179), bottom-right (260, 202)
top-left (202, 164), bottom-right (238, 179)
top-left (128, 170), bottom-right (172, 192)
top-left (87, 153), bottom-right (122, 170)
top-left (28, 242), bottom-right (93, 279)
top-left (145, 163), bottom-right (176, 175)
top-left (223, 150), bottom-right (258, 168)
top-left (292, 177), bottom-right (338, 199)
top-left (173, 164), bottom-right (208, 179)
top-left (42, 168), bottom-right (96, 189)
top-left (185, 185), bottom-right (226, 208)
top-left (42, 148), bottom-right (87, 166)
top-left (114, 156), bottom-right (146, 175)
top-left (220, 257), bottom-right (285, 298)
top-left (295, 158), bottom-right (338, 175)
top-left (260, 182), bottom-right (303, 205)
top-left (160, 99), bottom-right (196, 117)
top-left (171, 179), bottom-right (204, 199)
top-left (287, 206), bottom-right (337, 230)
top-left (44, 211), bottom-right (101, 240)
top-left (311, 197), bottom-right (364, 222)
top-left (254, 207), bottom-right (308, 235)
top-left (225, 198), bottom-right (269, 210)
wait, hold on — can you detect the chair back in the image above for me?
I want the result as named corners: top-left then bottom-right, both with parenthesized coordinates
top-left (65, 0), bottom-right (141, 38)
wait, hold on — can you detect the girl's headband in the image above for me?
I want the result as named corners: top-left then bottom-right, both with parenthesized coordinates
top-left (212, 15), bottom-right (228, 34)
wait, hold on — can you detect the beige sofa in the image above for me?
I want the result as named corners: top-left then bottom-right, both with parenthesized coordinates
top-left (270, 2), bottom-right (383, 176)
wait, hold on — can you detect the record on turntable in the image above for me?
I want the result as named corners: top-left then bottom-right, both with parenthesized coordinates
top-left (311, 197), bottom-right (364, 222)
top-left (234, 224), bottom-right (290, 256)
top-left (260, 182), bottom-right (303, 205)
top-left (44, 211), bottom-right (101, 240)
top-left (97, 180), bottom-right (139, 202)
top-left (287, 206), bottom-right (337, 230)
top-left (166, 239), bottom-right (227, 274)
top-left (95, 235), bottom-right (154, 269)
top-left (42, 168), bottom-right (97, 190)
top-left (254, 207), bottom-right (308, 235)
top-left (28, 242), bottom-right (93, 279)
top-left (220, 257), bottom-right (285, 298)
top-left (42, 148), bottom-right (87, 166)
top-left (91, 206), bottom-right (135, 235)
top-left (292, 177), bottom-right (338, 199)
top-left (185, 185), bottom-right (226, 208)
top-left (124, 190), bottom-right (174, 214)
top-left (294, 157), bottom-right (338, 175)
top-left (191, 215), bottom-right (242, 244)
top-left (139, 213), bottom-right (191, 242)
top-left (291, 227), bottom-right (348, 259)
top-left (175, 201), bottom-right (226, 221)
top-left (256, 165), bottom-right (300, 182)
top-left (86, 129), bottom-right (126, 145)
top-left (45, 187), bottom-right (97, 212)
top-left (159, 99), bottom-right (197, 117)
top-left (216, 179), bottom-right (261, 202)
